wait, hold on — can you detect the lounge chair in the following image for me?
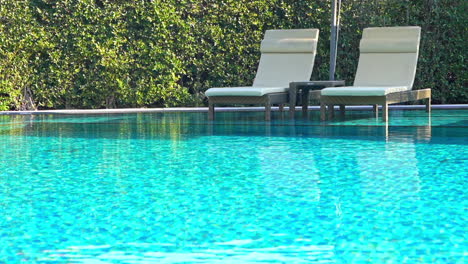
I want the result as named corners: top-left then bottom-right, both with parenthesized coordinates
top-left (205, 28), bottom-right (319, 121)
top-left (319, 26), bottom-right (431, 122)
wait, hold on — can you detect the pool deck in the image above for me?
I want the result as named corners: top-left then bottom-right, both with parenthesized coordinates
top-left (0, 104), bottom-right (467, 115)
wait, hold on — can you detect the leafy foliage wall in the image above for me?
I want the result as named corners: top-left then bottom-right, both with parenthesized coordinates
top-left (0, 0), bottom-right (465, 110)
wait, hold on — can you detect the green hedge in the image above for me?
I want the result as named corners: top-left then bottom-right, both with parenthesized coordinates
top-left (0, 0), bottom-right (465, 110)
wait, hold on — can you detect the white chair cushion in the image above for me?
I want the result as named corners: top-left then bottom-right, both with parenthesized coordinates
top-left (253, 53), bottom-right (315, 88)
top-left (353, 27), bottom-right (421, 89)
top-left (261, 29), bottom-right (319, 53)
top-left (362, 26), bottom-right (421, 42)
top-left (321, 86), bottom-right (409, 96)
top-left (260, 39), bottom-right (318, 53)
top-left (205, 87), bottom-right (287, 97)
top-left (353, 53), bottom-right (418, 88)
top-left (360, 39), bottom-right (419, 53)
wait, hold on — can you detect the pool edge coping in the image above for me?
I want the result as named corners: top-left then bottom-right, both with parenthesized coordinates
top-left (1, 104), bottom-right (467, 115)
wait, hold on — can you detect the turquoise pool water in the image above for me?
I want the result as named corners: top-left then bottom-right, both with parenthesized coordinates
top-left (0, 110), bottom-right (467, 263)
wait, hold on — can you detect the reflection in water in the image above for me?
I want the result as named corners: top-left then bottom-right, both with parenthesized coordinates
top-left (41, 242), bottom-right (338, 263)
top-left (1, 111), bottom-right (464, 145)
top-left (383, 112), bottom-right (432, 141)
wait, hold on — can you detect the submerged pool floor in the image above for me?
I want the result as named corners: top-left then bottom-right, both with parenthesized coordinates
top-left (0, 110), bottom-right (467, 263)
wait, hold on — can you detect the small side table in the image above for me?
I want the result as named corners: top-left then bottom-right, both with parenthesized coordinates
top-left (289, 80), bottom-right (345, 115)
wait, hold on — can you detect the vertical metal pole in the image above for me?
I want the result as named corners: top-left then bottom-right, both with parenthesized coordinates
top-left (329, 0), bottom-right (337, 81)
top-left (329, 0), bottom-right (341, 81)
top-left (336, 0), bottom-right (341, 56)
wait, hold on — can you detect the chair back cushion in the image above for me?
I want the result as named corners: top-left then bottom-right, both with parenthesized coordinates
top-left (353, 26), bottom-right (421, 89)
top-left (253, 29), bottom-right (319, 88)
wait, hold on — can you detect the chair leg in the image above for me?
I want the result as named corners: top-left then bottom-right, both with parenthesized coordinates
top-left (328, 104), bottom-right (334, 119)
top-left (265, 103), bottom-right (271, 121)
top-left (426, 98), bottom-right (431, 113)
top-left (289, 83), bottom-right (297, 117)
top-left (382, 103), bottom-right (388, 122)
top-left (339, 105), bottom-right (346, 116)
top-left (302, 89), bottom-right (309, 113)
top-left (373, 104), bottom-right (379, 118)
top-left (208, 102), bottom-right (215, 120)
top-left (320, 103), bottom-right (327, 121)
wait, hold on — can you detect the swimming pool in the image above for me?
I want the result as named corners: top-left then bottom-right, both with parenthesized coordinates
top-left (0, 110), bottom-right (466, 263)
